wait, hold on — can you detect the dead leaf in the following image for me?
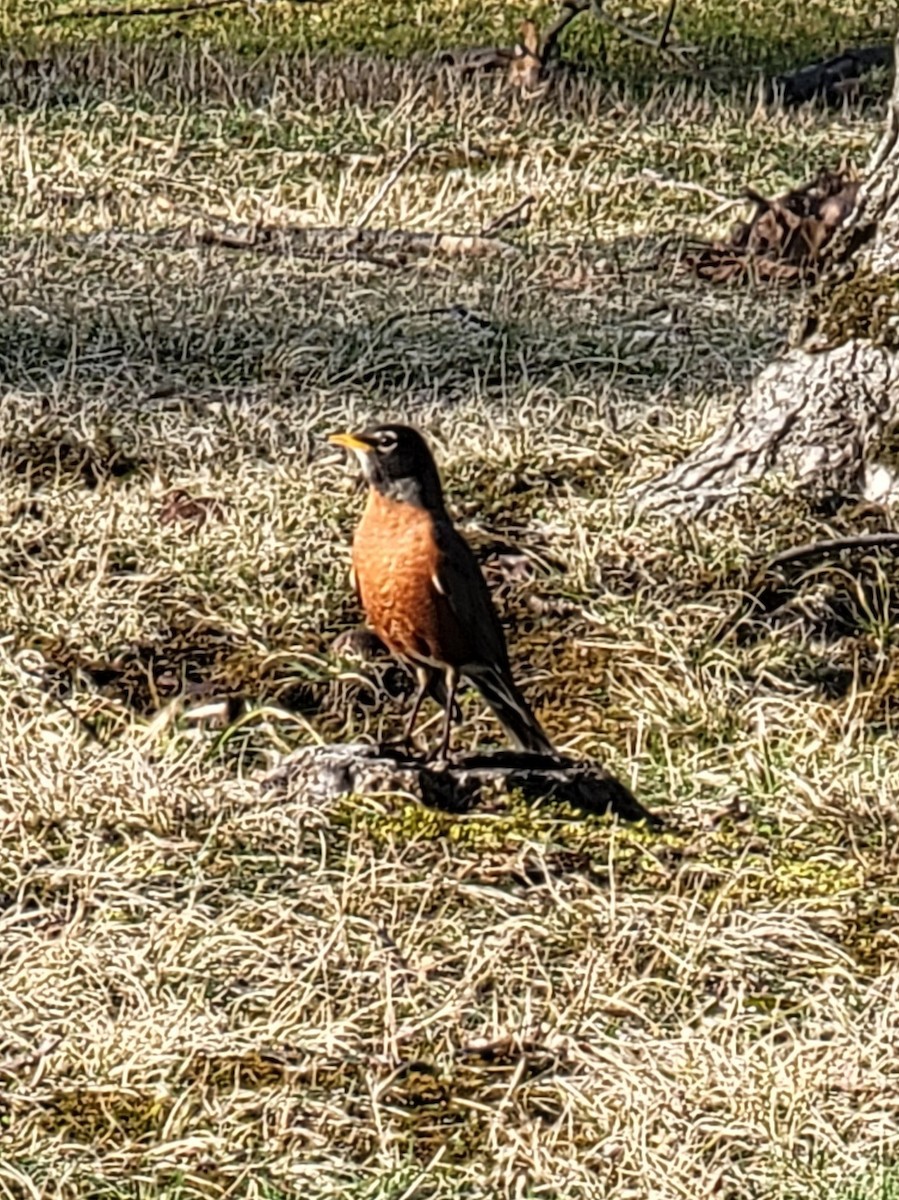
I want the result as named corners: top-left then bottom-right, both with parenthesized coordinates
top-left (683, 167), bottom-right (861, 284)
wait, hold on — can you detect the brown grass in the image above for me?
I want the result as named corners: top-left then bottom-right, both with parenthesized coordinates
top-left (1, 28), bottom-right (899, 1200)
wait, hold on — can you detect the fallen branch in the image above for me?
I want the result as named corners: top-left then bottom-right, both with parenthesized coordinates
top-left (39, 0), bottom-right (326, 22)
top-left (591, 0), bottom-right (672, 52)
top-left (765, 531), bottom-right (899, 572)
top-left (657, 0), bottom-right (678, 50)
top-left (196, 221), bottom-right (519, 264)
top-left (479, 194), bottom-right (535, 237)
top-left (588, 0), bottom-right (691, 64)
top-left (714, 531), bottom-right (899, 642)
top-left (541, 0), bottom-right (682, 64)
top-left (437, 45), bottom-right (514, 74)
top-left (540, 0), bottom-right (591, 64)
top-left (633, 168), bottom-right (738, 206)
top-left (441, 0), bottom-right (682, 85)
top-left (264, 742), bottom-right (659, 827)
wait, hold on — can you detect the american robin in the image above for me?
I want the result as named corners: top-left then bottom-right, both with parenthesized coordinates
top-left (329, 423), bottom-right (555, 761)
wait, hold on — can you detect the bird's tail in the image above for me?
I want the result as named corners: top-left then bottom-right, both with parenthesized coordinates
top-left (469, 665), bottom-right (555, 756)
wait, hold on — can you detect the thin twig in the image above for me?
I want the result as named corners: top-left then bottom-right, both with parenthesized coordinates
top-left (195, 220), bottom-right (518, 264)
top-left (765, 532), bottom-right (899, 571)
top-left (714, 530), bottom-right (899, 643)
top-left (197, 228), bottom-right (260, 250)
top-left (634, 169), bottom-right (736, 205)
top-left (40, 0), bottom-right (325, 22)
top-left (657, 0), bottom-right (678, 50)
top-left (355, 142), bottom-right (422, 229)
top-left (480, 195), bottom-right (535, 237)
top-left (593, 0), bottom-right (689, 60)
top-left (541, 0), bottom-right (591, 62)
top-left (592, 2), bottom-right (664, 50)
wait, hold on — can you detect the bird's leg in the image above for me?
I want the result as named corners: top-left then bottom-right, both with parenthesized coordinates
top-left (435, 667), bottom-right (459, 763)
top-left (403, 666), bottom-right (432, 749)
top-left (427, 671), bottom-right (461, 723)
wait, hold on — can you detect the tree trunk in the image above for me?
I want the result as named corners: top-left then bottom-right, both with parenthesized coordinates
top-left (636, 30), bottom-right (899, 516)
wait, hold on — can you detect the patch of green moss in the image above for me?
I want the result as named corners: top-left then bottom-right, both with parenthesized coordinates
top-left (334, 785), bottom-right (661, 867)
top-left (35, 1086), bottom-right (176, 1145)
top-left (328, 782), bottom-right (866, 909)
top-left (805, 266), bottom-right (899, 352)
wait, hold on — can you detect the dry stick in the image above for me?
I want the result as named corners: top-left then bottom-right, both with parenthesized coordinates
top-left (541, 0), bottom-right (591, 62)
top-left (657, 0), bottom-right (678, 50)
top-left (593, 0), bottom-right (686, 57)
top-left (480, 195), bottom-right (534, 237)
top-left (635, 169), bottom-right (735, 206)
top-left (269, 744), bottom-right (657, 826)
top-left (41, 0), bottom-right (326, 20)
top-left (765, 532), bottom-right (899, 572)
top-left (715, 531), bottom-right (899, 643)
top-left (355, 142), bottom-right (422, 229)
top-left (591, 0), bottom-right (659, 49)
top-left (195, 221), bottom-right (516, 264)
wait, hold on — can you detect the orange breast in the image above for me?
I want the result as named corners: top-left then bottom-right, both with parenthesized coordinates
top-left (352, 490), bottom-right (468, 667)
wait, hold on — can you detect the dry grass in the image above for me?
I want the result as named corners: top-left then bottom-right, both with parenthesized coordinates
top-left (2, 18), bottom-right (899, 1200)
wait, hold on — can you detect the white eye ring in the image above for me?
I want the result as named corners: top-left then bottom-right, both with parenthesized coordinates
top-left (377, 431), bottom-right (397, 452)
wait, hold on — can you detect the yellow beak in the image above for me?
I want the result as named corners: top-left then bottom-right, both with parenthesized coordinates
top-left (328, 431), bottom-right (372, 453)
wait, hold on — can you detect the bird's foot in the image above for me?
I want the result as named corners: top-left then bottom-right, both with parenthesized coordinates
top-left (373, 739), bottom-right (420, 763)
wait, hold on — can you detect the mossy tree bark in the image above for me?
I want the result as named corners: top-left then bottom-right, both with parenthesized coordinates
top-left (637, 30), bottom-right (899, 516)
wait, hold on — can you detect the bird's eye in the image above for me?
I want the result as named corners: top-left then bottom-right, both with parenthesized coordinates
top-left (376, 431), bottom-right (398, 452)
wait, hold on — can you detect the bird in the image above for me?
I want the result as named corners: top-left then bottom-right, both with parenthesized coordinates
top-left (329, 422), bottom-right (555, 761)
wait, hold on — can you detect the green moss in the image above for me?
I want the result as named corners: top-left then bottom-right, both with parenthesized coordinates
top-left (803, 266), bottom-right (899, 351)
top-left (35, 1086), bottom-right (176, 1145)
top-left (329, 783), bottom-right (863, 907)
top-left (335, 787), bottom-right (593, 852)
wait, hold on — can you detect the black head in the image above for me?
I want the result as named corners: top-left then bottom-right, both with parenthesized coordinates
top-left (329, 423), bottom-right (445, 509)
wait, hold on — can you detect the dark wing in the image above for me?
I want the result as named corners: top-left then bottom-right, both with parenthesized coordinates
top-left (432, 516), bottom-right (554, 755)
top-left (431, 517), bottom-right (511, 671)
